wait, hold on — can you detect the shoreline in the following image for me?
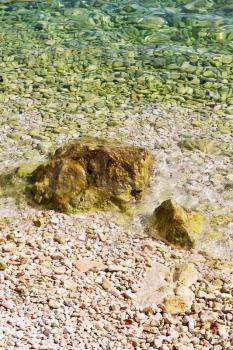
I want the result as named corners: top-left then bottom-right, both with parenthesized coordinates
top-left (0, 101), bottom-right (232, 349)
top-left (0, 101), bottom-right (232, 257)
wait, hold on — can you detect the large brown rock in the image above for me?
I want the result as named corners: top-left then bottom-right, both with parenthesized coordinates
top-left (30, 138), bottom-right (153, 212)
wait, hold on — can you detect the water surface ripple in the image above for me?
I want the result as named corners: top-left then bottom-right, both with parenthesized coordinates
top-left (0, 0), bottom-right (232, 109)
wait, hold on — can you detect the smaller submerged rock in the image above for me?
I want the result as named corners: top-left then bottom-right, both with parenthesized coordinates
top-left (151, 199), bottom-right (204, 248)
top-left (29, 138), bottom-right (153, 213)
top-left (178, 138), bottom-right (220, 155)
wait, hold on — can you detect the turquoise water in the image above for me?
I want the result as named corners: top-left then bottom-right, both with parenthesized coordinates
top-left (0, 0), bottom-right (233, 112)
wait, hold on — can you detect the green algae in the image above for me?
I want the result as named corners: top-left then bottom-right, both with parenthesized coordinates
top-left (0, 161), bottom-right (42, 204)
top-left (16, 161), bottom-right (43, 178)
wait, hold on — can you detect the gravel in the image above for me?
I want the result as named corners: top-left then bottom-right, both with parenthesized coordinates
top-left (0, 102), bottom-right (232, 349)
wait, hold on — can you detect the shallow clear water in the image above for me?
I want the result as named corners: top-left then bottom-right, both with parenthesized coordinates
top-left (0, 0), bottom-right (233, 110)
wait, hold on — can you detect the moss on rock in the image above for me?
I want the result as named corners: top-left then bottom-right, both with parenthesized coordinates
top-left (30, 138), bottom-right (153, 213)
top-left (151, 199), bottom-right (204, 248)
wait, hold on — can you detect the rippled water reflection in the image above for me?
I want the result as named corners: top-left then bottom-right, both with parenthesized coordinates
top-left (0, 0), bottom-right (233, 111)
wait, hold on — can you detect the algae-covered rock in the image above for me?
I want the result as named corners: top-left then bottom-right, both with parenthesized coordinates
top-left (178, 138), bottom-right (220, 155)
top-left (151, 199), bottom-right (204, 248)
top-left (30, 138), bottom-right (153, 212)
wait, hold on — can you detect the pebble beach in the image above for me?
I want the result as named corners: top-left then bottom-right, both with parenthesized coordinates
top-left (0, 1), bottom-right (233, 349)
top-left (0, 102), bottom-right (232, 349)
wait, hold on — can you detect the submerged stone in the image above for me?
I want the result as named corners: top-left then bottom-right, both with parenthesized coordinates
top-left (178, 138), bottom-right (220, 155)
top-left (151, 199), bottom-right (204, 248)
top-left (30, 138), bottom-right (153, 213)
